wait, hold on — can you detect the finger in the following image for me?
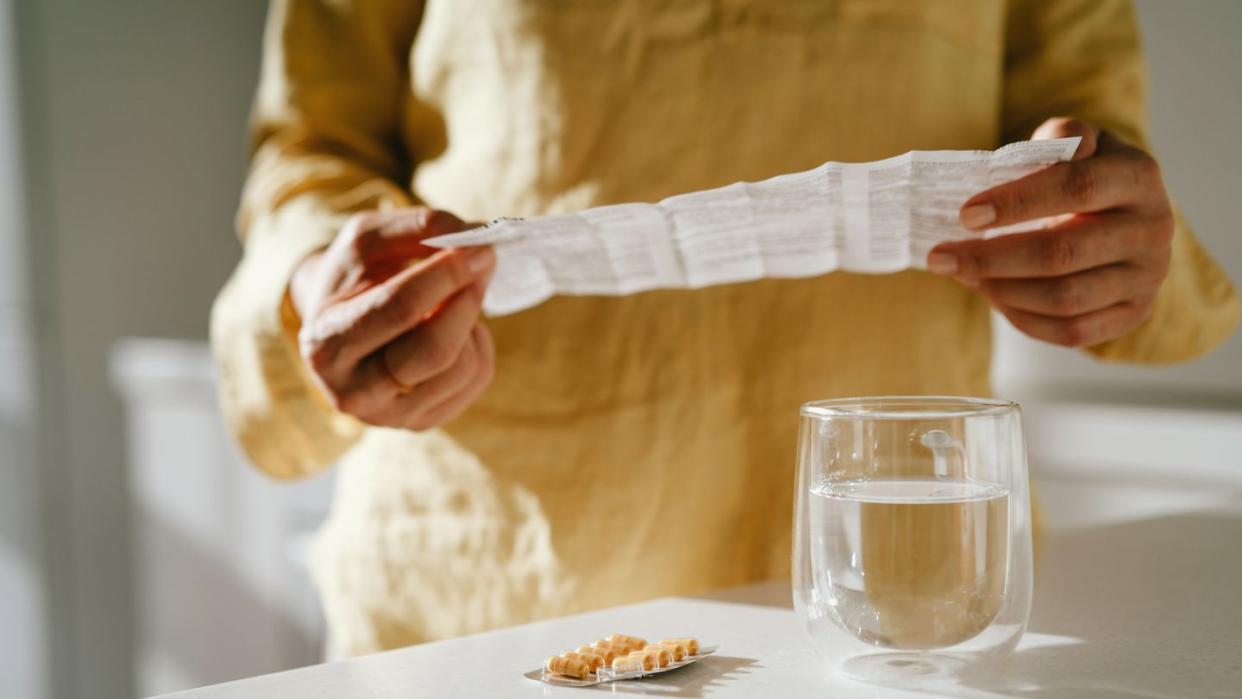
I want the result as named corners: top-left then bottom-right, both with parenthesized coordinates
top-left (956, 116), bottom-right (1096, 232)
top-left (959, 154), bottom-right (1152, 230)
top-left (998, 300), bottom-right (1151, 348)
top-left (343, 208), bottom-right (471, 265)
top-left (931, 211), bottom-right (1151, 280)
top-left (381, 283), bottom-right (485, 386)
top-left (316, 248), bottom-right (494, 367)
top-left (326, 324), bottom-right (481, 426)
top-left (1031, 117), bottom-right (1099, 161)
top-left (980, 263), bottom-right (1150, 317)
top-left (408, 324), bottom-right (495, 431)
top-left (390, 329), bottom-right (481, 423)
top-left (319, 350), bottom-right (407, 423)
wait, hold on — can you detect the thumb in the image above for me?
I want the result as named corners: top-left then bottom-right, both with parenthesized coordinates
top-left (1031, 117), bottom-right (1099, 161)
top-left (349, 207), bottom-right (472, 265)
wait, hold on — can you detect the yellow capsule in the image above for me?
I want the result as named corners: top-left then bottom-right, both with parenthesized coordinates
top-left (661, 637), bottom-right (699, 655)
top-left (577, 644), bottom-right (611, 663)
top-left (588, 642), bottom-right (627, 663)
top-left (611, 650), bottom-right (658, 674)
top-left (649, 641), bottom-right (686, 662)
top-left (606, 633), bottom-right (648, 651)
top-left (545, 653), bottom-right (591, 679)
top-left (562, 651), bottom-right (603, 673)
top-left (642, 646), bottom-right (672, 667)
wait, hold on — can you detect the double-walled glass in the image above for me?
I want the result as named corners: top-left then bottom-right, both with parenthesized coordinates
top-left (792, 397), bottom-right (1032, 684)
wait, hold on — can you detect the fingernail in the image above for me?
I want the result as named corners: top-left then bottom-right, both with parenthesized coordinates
top-left (960, 203), bottom-right (997, 230)
top-left (927, 252), bottom-right (958, 275)
top-left (467, 247), bottom-right (495, 275)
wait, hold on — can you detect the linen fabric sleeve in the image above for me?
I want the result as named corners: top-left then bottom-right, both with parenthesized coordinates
top-left (210, 0), bottom-right (424, 478)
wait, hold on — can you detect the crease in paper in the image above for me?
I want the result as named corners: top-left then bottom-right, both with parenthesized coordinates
top-left (426, 138), bottom-right (1081, 316)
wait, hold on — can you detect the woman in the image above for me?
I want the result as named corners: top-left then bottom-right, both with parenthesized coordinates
top-left (212, 0), bottom-right (1237, 657)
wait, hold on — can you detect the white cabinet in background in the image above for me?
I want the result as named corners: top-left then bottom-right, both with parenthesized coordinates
top-left (111, 339), bottom-right (334, 697)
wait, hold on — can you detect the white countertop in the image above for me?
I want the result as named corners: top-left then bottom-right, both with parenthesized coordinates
top-left (155, 474), bottom-right (1242, 698)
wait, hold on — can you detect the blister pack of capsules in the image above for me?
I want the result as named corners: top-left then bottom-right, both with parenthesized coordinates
top-left (525, 633), bottom-right (717, 687)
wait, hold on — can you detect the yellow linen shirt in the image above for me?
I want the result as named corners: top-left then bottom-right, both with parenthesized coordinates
top-left (212, 0), bottom-right (1238, 656)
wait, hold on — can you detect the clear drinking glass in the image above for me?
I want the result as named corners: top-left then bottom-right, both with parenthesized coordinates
top-left (792, 396), bottom-right (1032, 685)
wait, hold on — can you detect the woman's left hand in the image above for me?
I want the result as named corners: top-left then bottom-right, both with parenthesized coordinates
top-left (926, 117), bottom-right (1174, 348)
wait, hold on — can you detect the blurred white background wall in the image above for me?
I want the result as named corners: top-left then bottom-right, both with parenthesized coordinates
top-left (0, 2), bottom-right (46, 698)
top-left (0, 2), bottom-right (1238, 699)
top-left (2, 1), bottom-right (267, 698)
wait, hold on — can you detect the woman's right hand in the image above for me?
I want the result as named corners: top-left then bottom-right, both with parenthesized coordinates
top-left (289, 208), bottom-right (497, 431)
